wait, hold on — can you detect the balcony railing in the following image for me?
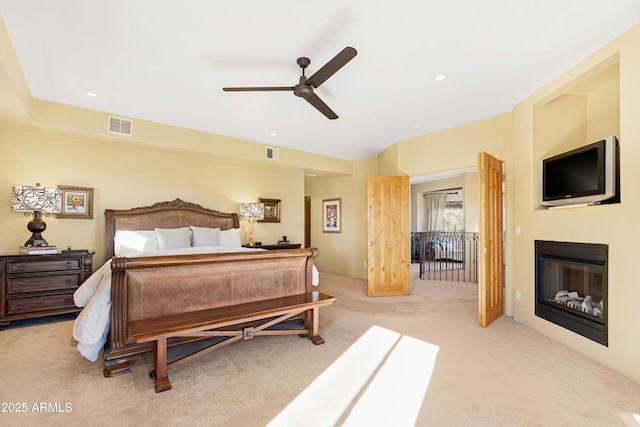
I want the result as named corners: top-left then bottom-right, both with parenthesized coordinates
top-left (418, 231), bottom-right (478, 283)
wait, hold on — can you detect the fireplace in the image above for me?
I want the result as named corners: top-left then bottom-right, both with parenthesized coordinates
top-left (535, 240), bottom-right (608, 346)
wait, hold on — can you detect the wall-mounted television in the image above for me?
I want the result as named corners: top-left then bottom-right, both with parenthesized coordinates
top-left (539, 136), bottom-right (619, 207)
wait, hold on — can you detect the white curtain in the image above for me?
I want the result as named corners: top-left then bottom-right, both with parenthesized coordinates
top-left (423, 194), bottom-right (447, 231)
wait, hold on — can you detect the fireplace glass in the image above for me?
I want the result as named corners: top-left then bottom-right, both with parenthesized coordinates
top-left (535, 240), bottom-right (608, 346)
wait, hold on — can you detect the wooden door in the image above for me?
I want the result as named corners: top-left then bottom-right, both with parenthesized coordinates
top-left (478, 152), bottom-right (504, 327)
top-left (366, 175), bottom-right (410, 296)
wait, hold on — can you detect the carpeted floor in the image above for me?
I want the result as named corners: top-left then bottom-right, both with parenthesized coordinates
top-left (1, 267), bottom-right (639, 427)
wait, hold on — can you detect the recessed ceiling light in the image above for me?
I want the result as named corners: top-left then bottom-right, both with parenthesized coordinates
top-left (413, 124), bottom-right (422, 129)
top-left (435, 74), bottom-right (446, 81)
top-left (270, 132), bottom-right (277, 137)
top-left (85, 91), bottom-right (97, 97)
top-left (304, 173), bottom-right (316, 177)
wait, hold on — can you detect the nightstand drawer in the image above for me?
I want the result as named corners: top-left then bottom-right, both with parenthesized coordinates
top-left (6, 259), bottom-right (81, 274)
top-left (6, 274), bottom-right (80, 294)
top-left (1, 252), bottom-right (92, 326)
top-left (6, 294), bottom-right (77, 315)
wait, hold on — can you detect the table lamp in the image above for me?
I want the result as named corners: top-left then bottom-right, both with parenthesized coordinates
top-left (11, 183), bottom-right (62, 247)
top-left (239, 202), bottom-right (264, 246)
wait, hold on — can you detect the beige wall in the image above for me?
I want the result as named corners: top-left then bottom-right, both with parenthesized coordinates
top-left (0, 129), bottom-right (305, 266)
top-left (510, 25), bottom-right (639, 383)
top-left (396, 113), bottom-right (512, 177)
top-left (305, 157), bottom-right (378, 279)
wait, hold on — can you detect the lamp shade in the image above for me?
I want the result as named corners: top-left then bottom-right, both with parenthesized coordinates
top-left (239, 203), bottom-right (264, 221)
top-left (11, 184), bottom-right (62, 213)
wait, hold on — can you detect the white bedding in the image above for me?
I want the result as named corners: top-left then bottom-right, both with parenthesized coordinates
top-left (72, 246), bottom-right (319, 362)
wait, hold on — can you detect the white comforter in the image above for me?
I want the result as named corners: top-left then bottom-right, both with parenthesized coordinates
top-left (72, 246), bottom-right (319, 362)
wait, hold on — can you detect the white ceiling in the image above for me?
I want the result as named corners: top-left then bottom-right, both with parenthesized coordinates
top-left (2, 1), bottom-right (640, 161)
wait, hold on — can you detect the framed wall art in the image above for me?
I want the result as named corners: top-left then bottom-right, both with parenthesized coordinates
top-left (57, 186), bottom-right (94, 219)
top-left (258, 198), bottom-right (281, 223)
top-left (322, 198), bottom-right (341, 233)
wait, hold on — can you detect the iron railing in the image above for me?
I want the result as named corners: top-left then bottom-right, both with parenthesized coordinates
top-left (418, 231), bottom-right (479, 283)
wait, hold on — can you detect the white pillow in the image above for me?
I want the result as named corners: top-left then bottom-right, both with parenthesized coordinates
top-left (155, 227), bottom-right (191, 250)
top-left (220, 228), bottom-right (242, 247)
top-left (113, 230), bottom-right (158, 256)
top-left (190, 226), bottom-right (220, 247)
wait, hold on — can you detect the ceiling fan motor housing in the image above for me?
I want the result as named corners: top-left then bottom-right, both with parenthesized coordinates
top-left (294, 76), bottom-right (314, 98)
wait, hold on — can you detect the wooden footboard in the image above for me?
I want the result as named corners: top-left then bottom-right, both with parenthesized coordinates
top-left (103, 248), bottom-right (320, 376)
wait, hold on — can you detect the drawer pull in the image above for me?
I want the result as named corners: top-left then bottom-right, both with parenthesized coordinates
top-left (65, 279), bottom-right (72, 285)
top-left (64, 298), bottom-right (73, 304)
top-left (16, 282), bottom-right (25, 288)
top-left (17, 265), bottom-right (26, 271)
top-left (16, 302), bottom-right (25, 309)
top-left (65, 262), bottom-right (73, 268)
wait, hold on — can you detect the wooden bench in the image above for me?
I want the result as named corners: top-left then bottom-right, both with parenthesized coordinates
top-left (129, 291), bottom-right (336, 392)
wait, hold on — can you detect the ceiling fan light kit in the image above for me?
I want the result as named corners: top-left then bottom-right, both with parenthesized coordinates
top-left (223, 46), bottom-right (357, 119)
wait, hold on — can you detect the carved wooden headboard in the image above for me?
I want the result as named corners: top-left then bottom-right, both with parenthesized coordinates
top-left (104, 198), bottom-right (240, 258)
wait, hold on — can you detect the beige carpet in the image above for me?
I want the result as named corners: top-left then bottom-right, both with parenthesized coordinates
top-left (1, 267), bottom-right (639, 427)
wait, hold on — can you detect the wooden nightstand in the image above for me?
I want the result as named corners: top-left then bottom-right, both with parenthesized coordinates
top-left (0, 251), bottom-right (93, 329)
top-left (243, 243), bottom-right (302, 250)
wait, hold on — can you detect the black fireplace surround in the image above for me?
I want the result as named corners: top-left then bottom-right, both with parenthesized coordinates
top-left (535, 240), bottom-right (608, 346)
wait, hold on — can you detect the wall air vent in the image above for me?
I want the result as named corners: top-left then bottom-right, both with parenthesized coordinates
top-left (266, 147), bottom-right (279, 161)
top-left (108, 116), bottom-right (133, 136)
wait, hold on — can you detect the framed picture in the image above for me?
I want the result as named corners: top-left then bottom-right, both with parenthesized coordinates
top-left (258, 198), bottom-right (281, 223)
top-left (322, 198), bottom-right (341, 233)
top-left (57, 186), bottom-right (94, 219)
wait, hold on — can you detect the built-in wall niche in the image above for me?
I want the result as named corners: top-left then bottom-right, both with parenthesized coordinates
top-left (532, 54), bottom-right (620, 209)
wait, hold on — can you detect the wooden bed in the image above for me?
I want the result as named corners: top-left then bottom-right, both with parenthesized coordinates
top-left (104, 198), bottom-right (240, 260)
top-left (98, 199), bottom-right (330, 379)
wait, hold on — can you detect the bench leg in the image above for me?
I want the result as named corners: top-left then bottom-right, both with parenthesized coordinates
top-left (150, 337), bottom-right (172, 393)
top-left (300, 306), bottom-right (325, 345)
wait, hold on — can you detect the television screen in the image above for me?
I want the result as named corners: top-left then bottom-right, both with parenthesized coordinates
top-left (539, 136), bottom-right (618, 207)
top-left (543, 143), bottom-right (602, 200)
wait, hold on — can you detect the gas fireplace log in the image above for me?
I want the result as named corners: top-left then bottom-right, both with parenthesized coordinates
top-left (551, 290), bottom-right (603, 319)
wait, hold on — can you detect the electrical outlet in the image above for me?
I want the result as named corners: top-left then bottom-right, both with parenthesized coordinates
top-left (516, 290), bottom-right (521, 300)
top-left (363, 261), bottom-right (367, 268)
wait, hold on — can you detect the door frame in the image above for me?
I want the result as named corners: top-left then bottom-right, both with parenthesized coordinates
top-left (408, 160), bottom-right (505, 326)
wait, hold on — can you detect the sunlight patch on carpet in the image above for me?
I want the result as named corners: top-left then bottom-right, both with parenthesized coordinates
top-left (267, 325), bottom-right (439, 427)
top-left (618, 411), bottom-right (640, 426)
top-left (343, 335), bottom-right (438, 426)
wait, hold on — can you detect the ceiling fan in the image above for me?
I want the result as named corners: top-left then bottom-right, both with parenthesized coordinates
top-left (223, 46), bottom-right (357, 120)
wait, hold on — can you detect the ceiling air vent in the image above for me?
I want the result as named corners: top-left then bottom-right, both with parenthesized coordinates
top-left (266, 147), bottom-right (279, 161)
top-left (108, 116), bottom-right (133, 136)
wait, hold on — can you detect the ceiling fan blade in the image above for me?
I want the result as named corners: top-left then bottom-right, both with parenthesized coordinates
top-left (304, 93), bottom-right (338, 120)
top-left (223, 86), bottom-right (293, 92)
top-left (306, 46), bottom-right (357, 88)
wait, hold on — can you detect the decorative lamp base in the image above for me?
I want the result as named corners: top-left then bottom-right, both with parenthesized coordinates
top-left (25, 211), bottom-right (49, 247)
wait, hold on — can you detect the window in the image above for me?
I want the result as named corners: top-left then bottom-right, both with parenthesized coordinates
top-left (443, 200), bottom-right (463, 232)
